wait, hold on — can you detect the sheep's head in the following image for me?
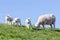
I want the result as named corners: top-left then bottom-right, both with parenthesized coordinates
top-left (6, 15), bottom-right (11, 17)
top-left (34, 22), bottom-right (40, 30)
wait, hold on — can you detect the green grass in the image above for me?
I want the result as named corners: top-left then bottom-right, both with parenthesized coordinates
top-left (0, 24), bottom-right (60, 40)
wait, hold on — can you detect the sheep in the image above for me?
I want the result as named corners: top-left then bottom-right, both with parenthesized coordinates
top-left (5, 15), bottom-right (13, 25)
top-left (34, 14), bottom-right (56, 30)
top-left (25, 18), bottom-right (32, 29)
top-left (12, 18), bottom-right (21, 26)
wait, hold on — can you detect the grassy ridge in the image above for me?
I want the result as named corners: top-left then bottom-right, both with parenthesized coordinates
top-left (0, 24), bottom-right (60, 40)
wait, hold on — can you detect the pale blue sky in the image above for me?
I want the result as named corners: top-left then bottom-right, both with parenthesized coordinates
top-left (0, 0), bottom-right (60, 28)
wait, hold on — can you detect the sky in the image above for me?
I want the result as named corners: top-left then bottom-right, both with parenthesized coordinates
top-left (0, 0), bottom-right (60, 28)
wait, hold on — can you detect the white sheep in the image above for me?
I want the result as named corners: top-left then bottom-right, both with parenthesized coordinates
top-left (12, 18), bottom-right (21, 26)
top-left (25, 18), bottom-right (32, 29)
top-left (34, 14), bottom-right (56, 30)
top-left (5, 15), bottom-right (13, 25)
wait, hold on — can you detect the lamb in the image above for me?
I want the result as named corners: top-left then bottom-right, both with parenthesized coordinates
top-left (34, 14), bottom-right (56, 30)
top-left (25, 18), bottom-right (32, 29)
top-left (12, 18), bottom-right (21, 26)
top-left (5, 15), bottom-right (13, 25)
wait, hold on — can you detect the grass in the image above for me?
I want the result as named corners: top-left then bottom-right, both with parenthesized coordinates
top-left (0, 24), bottom-right (60, 40)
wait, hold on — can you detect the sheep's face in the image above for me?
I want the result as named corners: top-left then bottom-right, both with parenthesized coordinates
top-left (34, 24), bottom-right (40, 30)
top-left (34, 23), bottom-right (40, 28)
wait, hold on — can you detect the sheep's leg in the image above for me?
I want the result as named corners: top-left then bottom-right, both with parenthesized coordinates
top-left (9, 22), bottom-right (11, 25)
top-left (7, 21), bottom-right (9, 24)
top-left (50, 24), bottom-right (52, 30)
top-left (7, 21), bottom-right (8, 24)
top-left (53, 23), bottom-right (55, 29)
top-left (11, 22), bottom-right (12, 25)
top-left (20, 22), bottom-right (21, 25)
top-left (19, 22), bottom-right (22, 27)
top-left (25, 24), bottom-right (29, 29)
top-left (42, 24), bottom-right (45, 30)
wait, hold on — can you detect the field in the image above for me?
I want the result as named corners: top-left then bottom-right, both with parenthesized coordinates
top-left (0, 24), bottom-right (60, 40)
